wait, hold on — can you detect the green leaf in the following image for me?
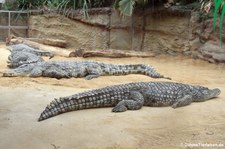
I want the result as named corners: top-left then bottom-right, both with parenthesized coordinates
top-left (118, 0), bottom-right (135, 16)
top-left (135, 0), bottom-right (148, 5)
top-left (219, 3), bottom-right (225, 46)
top-left (114, 0), bottom-right (120, 9)
top-left (213, 0), bottom-right (223, 31)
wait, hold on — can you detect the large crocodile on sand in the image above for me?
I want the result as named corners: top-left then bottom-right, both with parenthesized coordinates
top-left (3, 60), bottom-right (171, 80)
top-left (38, 81), bottom-right (221, 121)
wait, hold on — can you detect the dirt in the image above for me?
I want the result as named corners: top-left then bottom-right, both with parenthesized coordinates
top-left (0, 44), bottom-right (225, 149)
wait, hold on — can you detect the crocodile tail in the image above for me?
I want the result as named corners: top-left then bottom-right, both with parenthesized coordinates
top-left (106, 64), bottom-right (171, 80)
top-left (136, 64), bottom-right (171, 80)
top-left (38, 97), bottom-right (75, 121)
top-left (38, 88), bottom-right (119, 121)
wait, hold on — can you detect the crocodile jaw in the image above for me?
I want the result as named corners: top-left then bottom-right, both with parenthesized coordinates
top-left (209, 88), bottom-right (221, 98)
top-left (3, 69), bottom-right (29, 77)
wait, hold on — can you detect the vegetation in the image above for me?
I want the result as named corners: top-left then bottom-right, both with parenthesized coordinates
top-left (213, 0), bottom-right (225, 45)
top-left (2, 0), bottom-right (113, 18)
top-left (200, 0), bottom-right (224, 45)
top-left (2, 0), bottom-right (112, 10)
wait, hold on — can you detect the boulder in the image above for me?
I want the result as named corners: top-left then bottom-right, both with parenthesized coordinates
top-left (198, 41), bottom-right (225, 63)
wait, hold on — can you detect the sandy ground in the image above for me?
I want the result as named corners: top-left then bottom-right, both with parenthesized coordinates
top-left (0, 44), bottom-right (225, 149)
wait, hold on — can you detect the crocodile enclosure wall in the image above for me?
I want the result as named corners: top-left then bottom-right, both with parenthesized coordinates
top-left (28, 6), bottom-right (225, 64)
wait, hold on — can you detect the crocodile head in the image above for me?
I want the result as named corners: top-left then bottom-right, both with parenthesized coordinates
top-left (3, 63), bottom-right (36, 77)
top-left (204, 88), bottom-right (221, 99)
top-left (194, 86), bottom-right (221, 100)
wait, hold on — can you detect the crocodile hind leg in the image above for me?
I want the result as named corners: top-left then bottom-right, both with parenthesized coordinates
top-left (47, 69), bottom-right (70, 79)
top-left (35, 65), bottom-right (70, 79)
top-left (85, 74), bottom-right (100, 80)
top-left (112, 91), bottom-right (144, 112)
top-left (172, 95), bottom-right (193, 108)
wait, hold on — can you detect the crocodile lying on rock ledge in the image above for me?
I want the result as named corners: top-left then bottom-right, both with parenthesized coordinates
top-left (3, 60), bottom-right (171, 80)
top-left (38, 81), bottom-right (221, 121)
top-left (7, 44), bottom-right (54, 68)
top-left (7, 51), bottom-right (44, 68)
top-left (8, 44), bottom-right (54, 58)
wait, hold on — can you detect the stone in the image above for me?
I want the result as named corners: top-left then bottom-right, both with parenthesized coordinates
top-left (198, 41), bottom-right (225, 63)
top-left (189, 38), bottom-right (202, 51)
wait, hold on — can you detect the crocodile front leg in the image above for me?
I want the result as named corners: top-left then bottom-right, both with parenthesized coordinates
top-left (30, 66), bottom-right (43, 77)
top-left (172, 95), bottom-right (193, 108)
top-left (85, 65), bottom-right (102, 80)
top-left (112, 91), bottom-right (144, 112)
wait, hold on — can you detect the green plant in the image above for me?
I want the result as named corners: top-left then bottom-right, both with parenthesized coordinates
top-left (213, 0), bottom-right (225, 45)
top-left (2, 0), bottom-right (22, 10)
top-left (10, 0), bottom-right (110, 18)
top-left (200, 0), bottom-right (224, 45)
top-left (114, 0), bottom-right (148, 16)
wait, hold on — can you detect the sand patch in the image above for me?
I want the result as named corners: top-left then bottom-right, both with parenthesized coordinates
top-left (0, 44), bottom-right (225, 149)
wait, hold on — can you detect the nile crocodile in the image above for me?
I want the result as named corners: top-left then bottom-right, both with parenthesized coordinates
top-left (8, 44), bottom-right (54, 58)
top-left (3, 60), bottom-right (171, 80)
top-left (7, 51), bottom-right (44, 68)
top-left (7, 44), bottom-right (54, 68)
top-left (38, 81), bottom-right (220, 121)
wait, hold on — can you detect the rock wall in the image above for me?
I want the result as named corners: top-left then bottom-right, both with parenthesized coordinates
top-left (142, 9), bottom-right (191, 54)
top-left (189, 11), bottom-right (225, 63)
top-left (28, 7), bottom-right (225, 63)
top-left (28, 13), bottom-right (108, 50)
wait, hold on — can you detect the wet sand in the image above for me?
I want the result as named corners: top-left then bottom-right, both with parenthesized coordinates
top-left (0, 44), bottom-right (225, 149)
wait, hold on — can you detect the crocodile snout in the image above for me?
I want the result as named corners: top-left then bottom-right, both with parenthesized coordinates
top-left (3, 72), bottom-right (15, 77)
top-left (211, 88), bottom-right (221, 97)
top-left (2, 70), bottom-right (16, 77)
